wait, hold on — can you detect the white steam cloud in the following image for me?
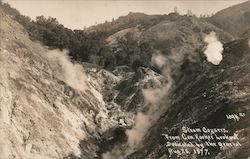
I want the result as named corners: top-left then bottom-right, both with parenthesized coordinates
top-left (46, 49), bottom-right (87, 91)
top-left (102, 53), bottom-right (172, 159)
top-left (126, 112), bottom-right (151, 147)
top-left (127, 53), bottom-right (172, 153)
top-left (203, 31), bottom-right (224, 65)
top-left (151, 52), bottom-right (167, 69)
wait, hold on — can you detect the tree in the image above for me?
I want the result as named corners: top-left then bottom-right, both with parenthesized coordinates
top-left (15, 14), bottom-right (31, 28)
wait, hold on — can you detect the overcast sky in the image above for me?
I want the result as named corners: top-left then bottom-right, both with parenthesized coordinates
top-left (3, 0), bottom-right (246, 29)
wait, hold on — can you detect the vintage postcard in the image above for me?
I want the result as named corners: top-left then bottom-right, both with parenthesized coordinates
top-left (0, 0), bottom-right (249, 158)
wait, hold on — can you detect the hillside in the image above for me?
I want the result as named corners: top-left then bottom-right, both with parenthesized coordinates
top-left (0, 7), bottom-right (167, 158)
top-left (0, 7), bottom-right (133, 158)
top-left (209, 0), bottom-right (250, 37)
top-left (127, 38), bottom-right (250, 159)
top-left (0, 1), bottom-right (249, 159)
top-left (0, 2), bottom-right (234, 71)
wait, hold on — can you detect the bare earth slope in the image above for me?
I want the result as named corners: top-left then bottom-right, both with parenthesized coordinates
top-left (0, 8), bottom-right (130, 159)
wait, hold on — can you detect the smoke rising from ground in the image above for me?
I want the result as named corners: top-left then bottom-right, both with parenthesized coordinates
top-left (203, 31), bottom-right (224, 65)
top-left (127, 53), bottom-right (172, 154)
top-left (151, 52), bottom-right (167, 69)
top-left (102, 53), bottom-right (172, 159)
top-left (126, 112), bottom-right (151, 147)
top-left (46, 49), bottom-right (87, 91)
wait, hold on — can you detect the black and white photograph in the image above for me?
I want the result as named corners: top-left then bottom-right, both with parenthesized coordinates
top-left (0, 0), bottom-right (249, 158)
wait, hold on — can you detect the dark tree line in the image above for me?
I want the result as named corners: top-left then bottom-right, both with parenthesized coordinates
top-left (0, 2), bottom-right (155, 70)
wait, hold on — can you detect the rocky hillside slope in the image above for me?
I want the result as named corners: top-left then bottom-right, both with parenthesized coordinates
top-left (0, 7), bottom-right (168, 158)
top-left (0, 8), bottom-right (133, 159)
top-left (127, 38), bottom-right (250, 159)
top-left (100, 12), bottom-right (234, 86)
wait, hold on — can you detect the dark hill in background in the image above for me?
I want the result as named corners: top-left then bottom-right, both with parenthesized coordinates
top-left (209, 0), bottom-right (250, 37)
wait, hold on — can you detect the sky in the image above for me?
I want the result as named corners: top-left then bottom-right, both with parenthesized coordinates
top-left (3, 0), bottom-right (247, 29)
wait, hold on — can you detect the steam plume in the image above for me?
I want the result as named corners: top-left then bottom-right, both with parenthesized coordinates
top-left (203, 31), bottom-right (224, 65)
top-left (47, 49), bottom-right (87, 91)
top-left (102, 53), bottom-right (172, 159)
top-left (151, 52), bottom-right (167, 69)
top-left (127, 53), bottom-right (172, 152)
